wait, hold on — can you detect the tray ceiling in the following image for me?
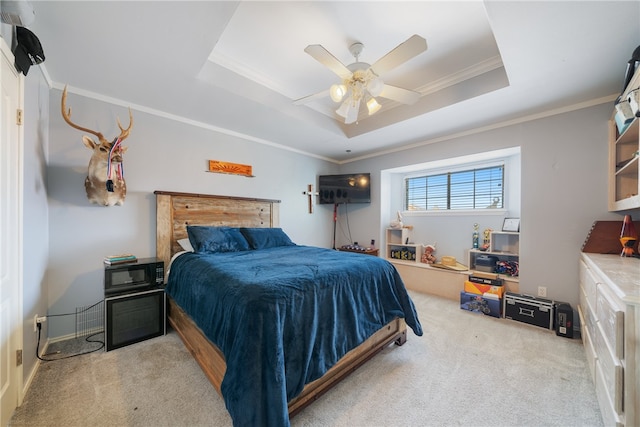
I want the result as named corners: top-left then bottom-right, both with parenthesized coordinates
top-left (26, 1), bottom-right (640, 162)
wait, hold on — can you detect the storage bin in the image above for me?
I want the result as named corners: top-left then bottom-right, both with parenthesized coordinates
top-left (475, 254), bottom-right (498, 273)
top-left (504, 292), bottom-right (553, 330)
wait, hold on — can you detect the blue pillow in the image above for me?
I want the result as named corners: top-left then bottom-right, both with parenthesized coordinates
top-left (240, 227), bottom-right (295, 250)
top-left (186, 226), bottom-right (250, 253)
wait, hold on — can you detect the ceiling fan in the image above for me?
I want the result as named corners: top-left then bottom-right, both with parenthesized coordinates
top-left (297, 34), bottom-right (428, 124)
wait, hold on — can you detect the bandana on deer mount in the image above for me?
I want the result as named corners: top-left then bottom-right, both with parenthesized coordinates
top-left (61, 85), bottom-right (133, 206)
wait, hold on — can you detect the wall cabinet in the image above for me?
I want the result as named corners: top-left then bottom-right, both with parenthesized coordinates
top-left (578, 253), bottom-right (640, 427)
top-left (609, 68), bottom-right (640, 211)
top-left (386, 228), bottom-right (422, 263)
top-left (467, 231), bottom-right (519, 278)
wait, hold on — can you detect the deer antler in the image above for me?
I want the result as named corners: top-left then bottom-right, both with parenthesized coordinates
top-left (61, 85), bottom-right (134, 143)
top-left (116, 108), bottom-right (134, 142)
top-left (61, 85), bottom-right (106, 142)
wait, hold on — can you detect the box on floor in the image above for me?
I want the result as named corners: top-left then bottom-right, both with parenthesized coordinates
top-left (460, 291), bottom-right (501, 318)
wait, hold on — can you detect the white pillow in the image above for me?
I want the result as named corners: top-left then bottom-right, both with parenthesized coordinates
top-left (167, 250), bottom-right (188, 279)
top-left (178, 238), bottom-right (194, 252)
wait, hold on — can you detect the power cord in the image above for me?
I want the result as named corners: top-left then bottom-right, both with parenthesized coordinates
top-left (338, 203), bottom-right (354, 244)
top-left (36, 323), bottom-right (104, 361)
top-left (42, 299), bottom-right (103, 319)
top-left (35, 299), bottom-right (105, 361)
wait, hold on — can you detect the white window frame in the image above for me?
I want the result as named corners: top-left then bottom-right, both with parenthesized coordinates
top-left (401, 158), bottom-right (510, 217)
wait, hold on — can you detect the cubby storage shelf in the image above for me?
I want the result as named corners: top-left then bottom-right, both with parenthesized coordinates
top-left (467, 231), bottom-right (519, 281)
top-left (609, 69), bottom-right (640, 211)
top-left (385, 227), bottom-right (422, 263)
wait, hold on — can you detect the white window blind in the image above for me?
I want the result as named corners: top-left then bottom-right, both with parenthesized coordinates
top-left (405, 165), bottom-right (504, 211)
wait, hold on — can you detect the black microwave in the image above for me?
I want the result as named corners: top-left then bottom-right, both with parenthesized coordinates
top-left (104, 257), bottom-right (164, 296)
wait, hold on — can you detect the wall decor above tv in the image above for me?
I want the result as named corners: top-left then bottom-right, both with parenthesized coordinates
top-left (318, 173), bottom-right (371, 204)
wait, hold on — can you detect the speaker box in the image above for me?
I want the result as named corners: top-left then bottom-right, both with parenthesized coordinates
top-left (554, 301), bottom-right (573, 339)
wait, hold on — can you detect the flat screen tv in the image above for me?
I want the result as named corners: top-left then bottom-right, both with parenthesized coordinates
top-left (318, 173), bottom-right (371, 204)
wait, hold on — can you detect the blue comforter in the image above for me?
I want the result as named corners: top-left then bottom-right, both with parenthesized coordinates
top-left (165, 245), bottom-right (422, 427)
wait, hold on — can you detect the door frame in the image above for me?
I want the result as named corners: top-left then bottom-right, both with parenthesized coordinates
top-left (1, 35), bottom-right (25, 424)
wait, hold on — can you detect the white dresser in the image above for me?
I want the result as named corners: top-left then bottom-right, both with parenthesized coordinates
top-left (579, 253), bottom-right (640, 426)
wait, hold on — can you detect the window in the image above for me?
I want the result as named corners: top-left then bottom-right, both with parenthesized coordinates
top-left (405, 165), bottom-right (504, 211)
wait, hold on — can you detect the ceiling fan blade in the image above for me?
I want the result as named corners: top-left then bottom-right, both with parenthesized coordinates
top-left (293, 89), bottom-right (329, 105)
top-left (304, 44), bottom-right (353, 80)
top-left (379, 84), bottom-right (421, 105)
top-left (370, 35), bottom-right (427, 76)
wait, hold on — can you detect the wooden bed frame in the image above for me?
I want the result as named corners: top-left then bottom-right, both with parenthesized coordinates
top-left (154, 190), bottom-right (407, 417)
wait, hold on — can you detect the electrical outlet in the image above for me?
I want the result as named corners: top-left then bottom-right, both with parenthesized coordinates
top-left (34, 315), bottom-right (46, 332)
top-left (538, 286), bottom-right (547, 298)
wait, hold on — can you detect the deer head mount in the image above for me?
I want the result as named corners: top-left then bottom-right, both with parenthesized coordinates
top-left (61, 86), bottom-right (133, 206)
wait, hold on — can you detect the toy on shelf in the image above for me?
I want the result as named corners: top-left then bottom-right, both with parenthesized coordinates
top-left (472, 223), bottom-right (479, 249)
top-left (420, 243), bottom-right (437, 264)
top-left (390, 211), bottom-right (403, 229)
top-left (481, 228), bottom-right (492, 251)
top-left (620, 214), bottom-right (638, 257)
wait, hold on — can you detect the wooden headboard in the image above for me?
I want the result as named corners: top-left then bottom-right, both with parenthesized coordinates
top-left (154, 191), bottom-right (281, 273)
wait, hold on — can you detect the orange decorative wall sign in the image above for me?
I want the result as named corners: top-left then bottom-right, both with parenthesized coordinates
top-left (208, 160), bottom-right (254, 177)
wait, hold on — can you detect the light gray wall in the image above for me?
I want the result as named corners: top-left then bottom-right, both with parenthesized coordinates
top-left (46, 89), bottom-right (338, 338)
top-left (21, 68), bottom-right (50, 381)
top-left (339, 103), bottom-right (633, 308)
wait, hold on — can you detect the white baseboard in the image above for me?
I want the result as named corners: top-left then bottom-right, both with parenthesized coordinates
top-left (20, 337), bottom-right (49, 403)
top-left (48, 332), bottom-right (80, 343)
top-left (20, 331), bottom-right (105, 403)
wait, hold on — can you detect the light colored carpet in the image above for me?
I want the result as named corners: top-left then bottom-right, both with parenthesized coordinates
top-left (10, 292), bottom-right (602, 427)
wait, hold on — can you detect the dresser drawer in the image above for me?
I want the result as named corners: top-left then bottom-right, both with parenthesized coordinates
top-left (579, 260), bottom-right (599, 310)
top-left (595, 361), bottom-right (624, 427)
top-left (596, 284), bottom-right (625, 359)
top-left (578, 307), bottom-right (597, 383)
top-left (595, 321), bottom-right (624, 414)
top-left (579, 285), bottom-right (597, 340)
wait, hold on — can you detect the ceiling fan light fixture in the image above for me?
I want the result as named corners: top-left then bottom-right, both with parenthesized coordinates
top-left (329, 83), bottom-right (346, 103)
top-left (336, 98), bottom-right (360, 124)
top-left (303, 35), bottom-right (428, 124)
top-left (345, 101), bottom-right (359, 124)
top-left (367, 75), bottom-right (384, 97)
top-left (366, 97), bottom-right (381, 115)
top-left (335, 99), bottom-right (351, 118)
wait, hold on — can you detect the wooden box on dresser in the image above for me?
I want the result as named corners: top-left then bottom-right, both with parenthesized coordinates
top-left (578, 253), bottom-right (640, 426)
